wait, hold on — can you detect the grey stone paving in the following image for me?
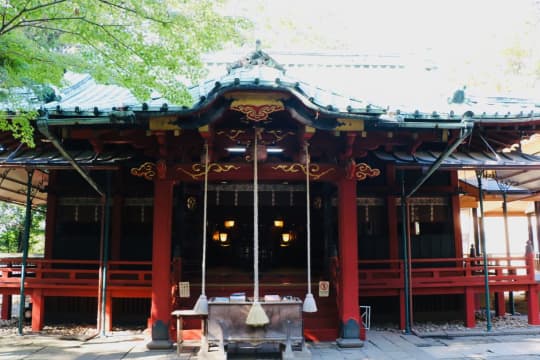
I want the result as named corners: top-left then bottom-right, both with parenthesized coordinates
top-left (1, 330), bottom-right (540, 359)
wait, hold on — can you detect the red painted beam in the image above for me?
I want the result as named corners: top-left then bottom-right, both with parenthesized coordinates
top-left (172, 162), bottom-right (343, 182)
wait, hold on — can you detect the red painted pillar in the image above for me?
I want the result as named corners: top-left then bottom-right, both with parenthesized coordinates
top-left (31, 289), bottom-right (44, 331)
top-left (387, 196), bottom-right (399, 261)
top-left (105, 292), bottom-right (112, 332)
top-left (111, 194), bottom-right (123, 261)
top-left (465, 288), bottom-right (476, 328)
top-left (526, 252), bottom-right (539, 325)
top-left (1, 294), bottom-right (11, 320)
top-left (527, 285), bottom-right (539, 325)
top-left (450, 171), bottom-right (463, 258)
top-left (336, 178), bottom-right (362, 346)
top-left (148, 179), bottom-right (174, 347)
top-left (495, 292), bottom-right (505, 317)
top-left (399, 289), bottom-right (406, 330)
top-left (386, 165), bottom-right (399, 261)
top-left (44, 171), bottom-right (58, 260)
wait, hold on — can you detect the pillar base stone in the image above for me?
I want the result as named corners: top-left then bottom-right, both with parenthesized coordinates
top-left (146, 340), bottom-right (172, 350)
top-left (336, 338), bottom-right (364, 348)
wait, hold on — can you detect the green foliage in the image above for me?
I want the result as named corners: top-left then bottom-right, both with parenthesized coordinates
top-left (0, 202), bottom-right (45, 255)
top-left (0, 0), bottom-right (250, 145)
top-left (0, 110), bottom-right (36, 147)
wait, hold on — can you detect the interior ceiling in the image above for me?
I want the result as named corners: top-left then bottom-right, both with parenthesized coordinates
top-left (0, 168), bottom-right (47, 207)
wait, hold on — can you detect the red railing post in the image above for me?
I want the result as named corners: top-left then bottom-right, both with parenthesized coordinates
top-left (527, 253), bottom-right (535, 281)
top-left (465, 287), bottom-right (476, 328)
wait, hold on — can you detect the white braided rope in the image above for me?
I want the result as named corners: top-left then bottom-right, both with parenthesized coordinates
top-left (253, 131), bottom-right (259, 302)
top-left (201, 141), bottom-right (209, 295)
top-left (305, 143), bottom-right (312, 294)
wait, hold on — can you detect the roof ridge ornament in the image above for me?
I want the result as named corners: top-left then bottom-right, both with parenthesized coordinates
top-left (227, 40), bottom-right (286, 75)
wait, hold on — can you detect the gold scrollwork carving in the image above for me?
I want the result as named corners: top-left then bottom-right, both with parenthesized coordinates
top-left (353, 163), bottom-right (381, 181)
top-left (266, 130), bottom-right (295, 142)
top-left (216, 129), bottom-right (246, 141)
top-left (130, 162), bottom-right (157, 180)
top-left (230, 103), bottom-right (284, 121)
top-left (271, 163), bottom-right (335, 180)
top-left (178, 163), bottom-right (240, 180)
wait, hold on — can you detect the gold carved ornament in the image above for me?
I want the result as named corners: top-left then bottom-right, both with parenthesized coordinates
top-left (346, 160), bottom-right (381, 181)
top-left (130, 162), bottom-right (157, 180)
top-left (271, 163), bottom-right (335, 181)
top-left (266, 130), bottom-right (295, 143)
top-left (230, 98), bottom-right (285, 122)
top-left (216, 129), bottom-right (246, 141)
top-left (178, 163), bottom-right (240, 180)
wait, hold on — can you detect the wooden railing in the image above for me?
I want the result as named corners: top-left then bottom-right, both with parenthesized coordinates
top-left (0, 258), bottom-right (152, 290)
top-left (358, 255), bottom-right (537, 292)
top-left (1, 255), bottom-right (536, 296)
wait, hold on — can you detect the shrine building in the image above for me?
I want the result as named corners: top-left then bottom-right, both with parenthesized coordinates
top-left (1, 48), bottom-right (540, 347)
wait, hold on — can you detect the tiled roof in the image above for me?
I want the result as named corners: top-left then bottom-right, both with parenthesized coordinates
top-left (41, 49), bottom-right (540, 127)
top-left (0, 146), bottom-right (135, 167)
top-left (374, 149), bottom-right (540, 193)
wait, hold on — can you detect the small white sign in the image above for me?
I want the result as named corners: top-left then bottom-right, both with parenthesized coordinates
top-left (319, 281), bottom-right (330, 297)
top-left (179, 282), bottom-right (190, 298)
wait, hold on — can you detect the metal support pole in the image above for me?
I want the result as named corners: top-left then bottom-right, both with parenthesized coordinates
top-left (406, 124), bottom-right (472, 198)
top-left (18, 169), bottom-right (34, 335)
top-left (502, 190), bottom-right (515, 314)
top-left (99, 172), bottom-right (112, 336)
top-left (37, 118), bottom-right (104, 197)
top-left (476, 171), bottom-right (492, 331)
top-left (400, 171), bottom-right (411, 334)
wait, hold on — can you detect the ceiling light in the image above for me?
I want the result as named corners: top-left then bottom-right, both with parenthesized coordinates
top-left (226, 147), bottom-right (246, 153)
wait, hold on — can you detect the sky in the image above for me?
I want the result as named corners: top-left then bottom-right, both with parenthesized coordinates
top-left (222, 0), bottom-right (540, 97)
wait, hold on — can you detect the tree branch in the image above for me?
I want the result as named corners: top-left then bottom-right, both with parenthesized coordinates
top-left (95, 0), bottom-right (170, 24)
top-left (0, 0), bottom-right (67, 35)
top-left (79, 18), bottom-right (143, 61)
top-left (1, 16), bottom-right (86, 35)
top-left (5, 49), bottom-right (55, 64)
top-left (24, 24), bottom-right (82, 37)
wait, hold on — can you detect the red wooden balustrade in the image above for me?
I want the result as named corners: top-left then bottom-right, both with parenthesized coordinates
top-left (1, 256), bottom-right (536, 296)
top-left (358, 256), bottom-right (537, 294)
top-left (1, 255), bottom-right (538, 332)
top-left (0, 258), bottom-right (152, 295)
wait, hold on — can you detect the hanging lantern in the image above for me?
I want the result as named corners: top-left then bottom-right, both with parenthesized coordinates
top-left (274, 219), bottom-right (284, 228)
top-left (224, 220), bottom-right (235, 228)
top-left (282, 232), bottom-right (291, 242)
top-left (219, 232), bottom-right (231, 247)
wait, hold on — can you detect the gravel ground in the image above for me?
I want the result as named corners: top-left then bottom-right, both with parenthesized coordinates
top-left (0, 310), bottom-right (534, 338)
top-left (0, 318), bottom-right (146, 340)
top-left (363, 312), bottom-right (534, 334)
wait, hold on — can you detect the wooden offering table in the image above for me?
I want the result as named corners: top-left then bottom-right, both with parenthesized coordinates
top-left (207, 297), bottom-right (304, 352)
top-left (171, 309), bottom-right (207, 355)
